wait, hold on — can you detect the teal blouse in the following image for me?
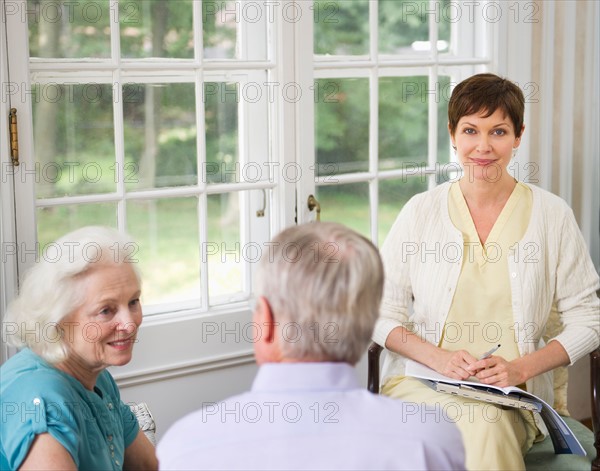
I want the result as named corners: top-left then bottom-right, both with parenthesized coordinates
top-left (1, 349), bottom-right (139, 470)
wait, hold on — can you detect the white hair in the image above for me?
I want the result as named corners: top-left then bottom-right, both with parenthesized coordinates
top-left (255, 222), bottom-right (384, 364)
top-left (3, 226), bottom-right (140, 363)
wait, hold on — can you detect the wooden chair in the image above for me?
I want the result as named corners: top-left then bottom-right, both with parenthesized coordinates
top-left (367, 343), bottom-right (600, 471)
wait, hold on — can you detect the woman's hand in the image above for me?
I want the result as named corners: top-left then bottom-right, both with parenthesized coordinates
top-left (469, 355), bottom-right (526, 387)
top-left (432, 349), bottom-right (478, 380)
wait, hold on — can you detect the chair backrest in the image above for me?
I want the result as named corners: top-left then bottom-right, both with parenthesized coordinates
top-left (591, 349), bottom-right (600, 471)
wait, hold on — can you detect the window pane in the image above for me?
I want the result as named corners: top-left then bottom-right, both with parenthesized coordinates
top-left (203, 1), bottom-right (237, 59)
top-left (378, 178), bottom-right (427, 246)
top-left (27, 0), bottom-right (111, 58)
top-left (379, 76), bottom-right (428, 170)
top-left (120, 0), bottom-right (194, 59)
top-left (123, 83), bottom-right (197, 191)
top-left (379, 0), bottom-right (428, 55)
top-left (316, 183), bottom-right (370, 238)
top-left (315, 78), bottom-right (369, 176)
top-left (127, 198), bottom-right (200, 306)
top-left (314, 0), bottom-right (369, 56)
top-left (205, 82), bottom-right (239, 184)
top-left (37, 203), bottom-right (117, 249)
top-left (32, 83), bottom-right (116, 198)
top-left (379, 0), bottom-right (450, 55)
top-left (207, 192), bottom-right (243, 305)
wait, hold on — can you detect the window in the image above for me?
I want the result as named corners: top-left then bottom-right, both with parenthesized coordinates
top-left (310, 0), bottom-right (492, 245)
top-left (10, 1), bottom-right (277, 315)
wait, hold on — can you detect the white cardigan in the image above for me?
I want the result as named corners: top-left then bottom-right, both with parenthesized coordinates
top-left (374, 182), bottom-right (600, 408)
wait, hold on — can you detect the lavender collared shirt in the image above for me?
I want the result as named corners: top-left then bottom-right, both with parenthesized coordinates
top-left (158, 362), bottom-right (465, 470)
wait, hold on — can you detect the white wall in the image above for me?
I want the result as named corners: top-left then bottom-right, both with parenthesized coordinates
top-left (118, 363), bottom-right (258, 441)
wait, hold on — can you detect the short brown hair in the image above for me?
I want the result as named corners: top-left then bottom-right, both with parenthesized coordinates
top-left (448, 73), bottom-right (525, 138)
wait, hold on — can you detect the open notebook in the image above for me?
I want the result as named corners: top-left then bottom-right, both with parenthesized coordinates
top-left (405, 360), bottom-right (586, 455)
top-left (420, 377), bottom-right (542, 412)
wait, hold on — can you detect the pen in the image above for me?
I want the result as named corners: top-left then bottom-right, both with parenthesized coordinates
top-left (479, 344), bottom-right (501, 360)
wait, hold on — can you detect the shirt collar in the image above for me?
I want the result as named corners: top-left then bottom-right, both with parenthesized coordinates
top-left (251, 362), bottom-right (360, 393)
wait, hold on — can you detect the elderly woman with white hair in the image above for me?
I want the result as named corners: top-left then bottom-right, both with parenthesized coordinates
top-left (0, 226), bottom-right (158, 471)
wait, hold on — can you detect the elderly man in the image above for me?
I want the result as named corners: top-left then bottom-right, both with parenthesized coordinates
top-left (157, 222), bottom-right (464, 470)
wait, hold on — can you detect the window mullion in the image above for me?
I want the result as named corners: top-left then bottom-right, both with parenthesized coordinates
top-left (427, 66), bottom-right (438, 191)
top-left (369, 1), bottom-right (379, 244)
top-left (290, 0), bottom-right (315, 224)
top-left (193, 1), bottom-right (203, 65)
top-left (113, 68), bottom-right (127, 230)
top-left (196, 62), bottom-right (209, 309)
top-left (427, 1), bottom-right (439, 190)
top-left (237, 76), bottom-right (252, 297)
top-left (198, 191), bottom-right (209, 311)
top-left (109, 0), bottom-right (120, 65)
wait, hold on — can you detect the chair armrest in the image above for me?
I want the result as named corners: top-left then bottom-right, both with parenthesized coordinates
top-left (130, 402), bottom-right (157, 446)
top-left (368, 342), bottom-right (383, 393)
top-left (591, 347), bottom-right (600, 471)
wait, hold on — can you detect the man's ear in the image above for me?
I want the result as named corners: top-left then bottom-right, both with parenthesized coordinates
top-left (254, 296), bottom-right (276, 343)
top-left (252, 296), bottom-right (280, 364)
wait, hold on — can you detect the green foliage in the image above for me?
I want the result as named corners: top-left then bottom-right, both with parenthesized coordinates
top-left (120, 0), bottom-right (194, 59)
top-left (313, 0), bottom-right (452, 56)
top-left (314, 1), bottom-right (453, 173)
top-left (122, 83), bottom-right (199, 187)
top-left (202, 1), bottom-right (237, 58)
top-left (27, 0), bottom-right (111, 58)
top-left (314, 0), bottom-right (369, 55)
top-left (379, 0), bottom-right (429, 53)
top-left (379, 76), bottom-right (429, 165)
top-left (315, 74), bottom-right (451, 172)
top-left (315, 78), bottom-right (369, 173)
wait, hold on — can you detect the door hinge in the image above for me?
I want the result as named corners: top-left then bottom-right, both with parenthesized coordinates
top-left (9, 108), bottom-right (19, 166)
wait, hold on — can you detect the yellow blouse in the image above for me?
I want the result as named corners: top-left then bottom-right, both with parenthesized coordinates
top-left (440, 181), bottom-right (533, 364)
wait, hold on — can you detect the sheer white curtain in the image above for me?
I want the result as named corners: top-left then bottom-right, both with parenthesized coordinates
top-left (526, 0), bottom-right (600, 422)
top-left (528, 0), bottom-right (599, 268)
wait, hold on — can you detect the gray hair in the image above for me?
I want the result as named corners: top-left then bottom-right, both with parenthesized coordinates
top-left (255, 222), bottom-right (384, 364)
top-left (3, 226), bottom-right (140, 363)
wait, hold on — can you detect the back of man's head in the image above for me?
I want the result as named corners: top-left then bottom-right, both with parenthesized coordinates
top-left (254, 222), bottom-right (384, 365)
